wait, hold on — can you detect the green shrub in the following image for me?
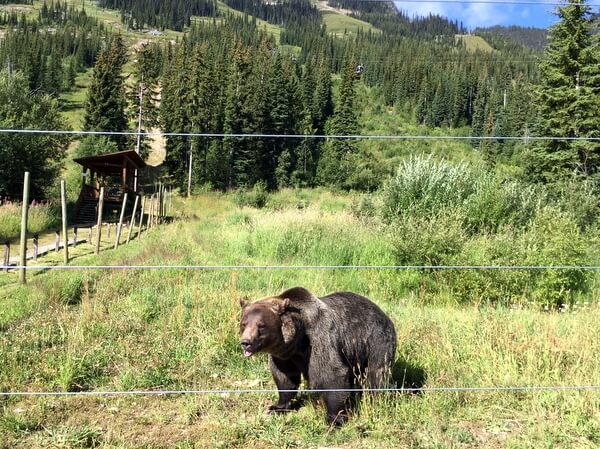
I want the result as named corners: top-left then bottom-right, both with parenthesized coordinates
top-left (552, 180), bottom-right (599, 230)
top-left (381, 156), bottom-right (550, 234)
top-left (442, 231), bottom-right (531, 305)
top-left (441, 208), bottom-right (592, 306)
top-left (391, 211), bottom-right (467, 266)
top-left (234, 181), bottom-right (269, 209)
top-left (463, 178), bottom-right (544, 233)
top-left (523, 207), bottom-right (591, 306)
top-left (381, 155), bottom-right (477, 221)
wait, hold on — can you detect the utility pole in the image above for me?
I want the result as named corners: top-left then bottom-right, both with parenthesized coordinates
top-left (188, 119), bottom-right (194, 198)
top-left (134, 75), bottom-right (143, 192)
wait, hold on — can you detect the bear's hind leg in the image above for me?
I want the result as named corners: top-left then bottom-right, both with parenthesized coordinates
top-left (366, 349), bottom-right (395, 389)
top-left (323, 391), bottom-right (350, 426)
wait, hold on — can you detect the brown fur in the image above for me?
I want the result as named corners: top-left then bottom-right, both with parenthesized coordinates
top-left (240, 286), bottom-right (397, 426)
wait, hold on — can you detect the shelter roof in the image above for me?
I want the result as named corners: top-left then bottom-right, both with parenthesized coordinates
top-left (73, 150), bottom-right (146, 175)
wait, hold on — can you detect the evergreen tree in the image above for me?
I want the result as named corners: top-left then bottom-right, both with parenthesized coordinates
top-left (161, 42), bottom-right (192, 189)
top-left (222, 41), bottom-right (255, 189)
top-left (83, 35), bottom-right (129, 149)
top-left (528, 0), bottom-right (600, 184)
top-left (318, 56), bottom-right (359, 188)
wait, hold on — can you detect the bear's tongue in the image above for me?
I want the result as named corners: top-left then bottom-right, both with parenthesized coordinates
top-left (244, 349), bottom-right (253, 357)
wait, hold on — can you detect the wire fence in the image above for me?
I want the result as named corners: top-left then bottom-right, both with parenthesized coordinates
top-left (2, 128), bottom-right (600, 141)
top-left (2, 263), bottom-right (600, 271)
top-left (2, 385), bottom-right (600, 397)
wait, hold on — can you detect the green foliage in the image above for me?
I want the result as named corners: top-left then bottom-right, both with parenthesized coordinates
top-left (381, 156), bottom-right (478, 220)
top-left (381, 156), bottom-right (548, 233)
top-left (529, 0), bottom-right (600, 184)
top-left (391, 211), bottom-right (467, 267)
top-left (0, 71), bottom-right (70, 199)
top-left (234, 181), bottom-right (269, 209)
top-left (0, 193), bottom-right (599, 447)
top-left (83, 35), bottom-right (129, 150)
top-left (524, 208), bottom-right (591, 306)
top-left (75, 136), bottom-right (119, 158)
top-left (0, 199), bottom-right (62, 242)
top-left (378, 157), bottom-right (597, 305)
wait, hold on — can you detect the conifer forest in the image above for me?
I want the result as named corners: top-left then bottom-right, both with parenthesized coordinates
top-left (1, 0), bottom-right (599, 195)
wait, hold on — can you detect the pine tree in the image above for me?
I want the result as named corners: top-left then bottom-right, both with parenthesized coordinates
top-left (83, 35), bottom-right (129, 150)
top-left (222, 41), bottom-right (255, 189)
top-left (161, 42), bottom-right (191, 189)
top-left (317, 56), bottom-right (359, 188)
top-left (529, 0), bottom-right (600, 184)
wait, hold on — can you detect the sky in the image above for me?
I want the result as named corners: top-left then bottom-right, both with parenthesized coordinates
top-left (392, 0), bottom-right (595, 29)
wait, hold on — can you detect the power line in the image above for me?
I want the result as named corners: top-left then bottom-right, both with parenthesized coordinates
top-left (3, 264), bottom-right (600, 270)
top-left (1, 385), bottom-right (599, 397)
top-left (0, 128), bottom-right (598, 141)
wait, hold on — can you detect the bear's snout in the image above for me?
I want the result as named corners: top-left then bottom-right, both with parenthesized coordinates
top-left (240, 339), bottom-right (255, 357)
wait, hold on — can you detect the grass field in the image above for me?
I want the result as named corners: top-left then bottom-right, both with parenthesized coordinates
top-left (1, 192), bottom-right (598, 448)
top-left (321, 10), bottom-right (380, 36)
top-left (456, 34), bottom-right (495, 53)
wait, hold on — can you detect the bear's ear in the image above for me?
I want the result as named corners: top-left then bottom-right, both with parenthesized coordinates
top-left (277, 298), bottom-right (290, 315)
top-left (281, 313), bottom-right (296, 344)
top-left (239, 297), bottom-right (249, 309)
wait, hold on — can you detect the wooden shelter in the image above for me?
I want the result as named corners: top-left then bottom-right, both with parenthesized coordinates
top-left (73, 150), bottom-right (146, 224)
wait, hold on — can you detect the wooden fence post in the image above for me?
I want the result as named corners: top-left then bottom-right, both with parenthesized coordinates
top-left (60, 179), bottom-right (68, 264)
top-left (127, 195), bottom-right (139, 244)
top-left (33, 235), bottom-right (39, 261)
top-left (138, 196), bottom-right (145, 238)
top-left (95, 187), bottom-right (104, 255)
top-left (73, 227), bottom-right (78, 247)
top-left (114, 193), bottom-right (128, 249)
top-left (161, 184), bottom-right (165, 221)
top-left (55, 231), bottom-right (60, 252)
top-left (3, 241), bottom-right (9, 272)
top-left (168, 187), bottom-right (172, 216)
top-left (19, 171), bottom-right (30, 284)
top-left (88, 226), bottom-right (93, 246)
top-left (148, 194), bottom-right (155, 229)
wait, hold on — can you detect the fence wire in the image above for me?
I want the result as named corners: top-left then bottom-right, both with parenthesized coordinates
top-left (2, 264), bottom-right (600, 271)
top-left (2, 128), bottom-right (600, 141)
top-left (2, 385), bottom-right (600, 397)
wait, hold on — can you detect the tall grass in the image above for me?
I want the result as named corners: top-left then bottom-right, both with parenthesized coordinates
top-left (0, 192), bottom-right (599, 448)
top-left (0, 199), bottom-right (60, 241)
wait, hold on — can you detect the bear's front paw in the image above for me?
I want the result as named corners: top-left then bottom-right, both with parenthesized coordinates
top-left (266, 403), bottom-right (293, 414)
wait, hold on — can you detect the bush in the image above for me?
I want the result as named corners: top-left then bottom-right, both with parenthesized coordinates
top-left (381, 156), bottom-right (547, 233)
top-left (462, 178), bottom-right (544, 233)
top-left (391, 211), bottom-right (467, 266)
top-left (381, 155), bottom-right (477, 221)
top-left (441, 208), bottom-right (592, 306)
top-left (523, 207), bottom-right (591, 306)
top-left (234, 181), bottom-right (269, 209)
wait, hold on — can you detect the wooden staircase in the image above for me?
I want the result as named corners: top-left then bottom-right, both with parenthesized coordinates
top-left (74, 197), bottom-right (98, 225)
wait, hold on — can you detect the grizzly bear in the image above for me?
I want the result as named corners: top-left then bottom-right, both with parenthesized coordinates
top-left (239, 286), bottom-right (397, 426)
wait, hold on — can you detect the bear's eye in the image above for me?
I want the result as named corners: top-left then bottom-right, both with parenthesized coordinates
top-left (258, 324), bottom-right (265, 332)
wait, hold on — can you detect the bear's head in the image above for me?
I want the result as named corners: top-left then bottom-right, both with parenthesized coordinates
top-left (239, 297), bottom-right (293, 357)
